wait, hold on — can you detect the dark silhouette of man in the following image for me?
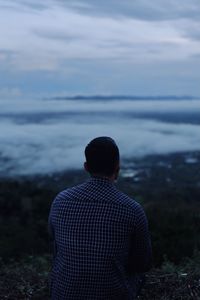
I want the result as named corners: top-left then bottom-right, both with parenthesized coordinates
top-left (48, 137), bottom-right (152, 299)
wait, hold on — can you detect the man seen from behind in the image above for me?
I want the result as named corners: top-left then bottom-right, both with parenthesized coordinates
top-left (48, 136), bottom-right (152, 299)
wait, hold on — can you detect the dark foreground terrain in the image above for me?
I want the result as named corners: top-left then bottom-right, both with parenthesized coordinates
top-left (0, 253), bottom-right (200, 300)
top-left (0, 151), bottom-right (200, 299)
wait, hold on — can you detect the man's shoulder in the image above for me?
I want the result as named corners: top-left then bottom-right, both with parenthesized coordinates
top-left (54, 182), bottom-right (87, 201)
top-left (52, 181), bottom-right (144, 217)
top-left (115, 188), bottom-right (143, 213)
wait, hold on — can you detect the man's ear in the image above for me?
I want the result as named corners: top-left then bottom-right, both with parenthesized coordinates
top-left (116, 163), bottom-right (120, 173)
top-left (114, 163), bottom-right (120, 180)
top-left (84, 162), bottom-right (89, 172)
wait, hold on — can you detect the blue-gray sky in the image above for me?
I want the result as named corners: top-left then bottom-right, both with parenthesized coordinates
top-left (0, 0), bottom-right (200, 98)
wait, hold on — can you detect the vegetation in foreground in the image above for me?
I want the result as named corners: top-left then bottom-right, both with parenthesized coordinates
top-left (0, 253), bottom-right (200, 299)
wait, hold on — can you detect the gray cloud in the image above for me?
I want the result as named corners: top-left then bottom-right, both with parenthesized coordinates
top-left (3, 0), bottom-right (200, 21)
top-left (14, 0), bottom-right (200, 45)
top-left (63, 0), bottom-right (200, 21)
top-left (0, 0), bottom-right (49, 11)
top-left (0, 49), bottom-right (18, 67)
top-left (33, 28), bottom-right (82, 42)
top-left (191, 53), bottom-right (200, 59)
top-left (174, 19), bottom-right (200, 43)
top-left (184, 27), bottom-right (200, 41)
top-left (0, 87), bottom-right (22, 98)
top-left (0, 0), bottom-right (200, 96)
top-left (0, 49), bottom-right (16, 56)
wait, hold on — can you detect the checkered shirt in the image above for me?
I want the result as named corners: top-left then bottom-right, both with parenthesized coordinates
top-left (48, 177), bottom-right (152, 300)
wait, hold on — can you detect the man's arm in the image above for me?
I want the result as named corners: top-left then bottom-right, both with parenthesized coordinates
top-left (48, 203), bottom-right (57, 259)
top-left (128, 203), bottom-right (152, 274)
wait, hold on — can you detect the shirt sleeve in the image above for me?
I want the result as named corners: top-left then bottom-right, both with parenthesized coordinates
top-left (128, 203), bottom-right (152, 274)
top-left (48, 198), bottom-right (57, 259)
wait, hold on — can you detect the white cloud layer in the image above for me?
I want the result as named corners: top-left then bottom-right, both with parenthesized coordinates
top-left (0, 98), bottom-right (200, 176)
top-left (1, 98), bottom-right (200, 114)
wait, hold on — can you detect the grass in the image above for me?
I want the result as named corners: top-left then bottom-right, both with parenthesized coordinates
top-left (0, 253), bottom-right (200, 300)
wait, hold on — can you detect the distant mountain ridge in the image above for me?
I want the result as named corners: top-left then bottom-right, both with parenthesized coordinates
top-left (51, 95), bottom-right (197, 101)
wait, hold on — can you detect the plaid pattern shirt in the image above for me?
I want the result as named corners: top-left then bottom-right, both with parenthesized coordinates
top-left (48, 177), bottom-right (152, 300)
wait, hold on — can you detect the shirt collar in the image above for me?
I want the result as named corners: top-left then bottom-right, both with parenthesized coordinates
top-left (88, 176), bottom-right (115, 186)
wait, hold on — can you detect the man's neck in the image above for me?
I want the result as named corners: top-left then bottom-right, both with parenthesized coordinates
top-left (91, 174), bottom-right (116, 182)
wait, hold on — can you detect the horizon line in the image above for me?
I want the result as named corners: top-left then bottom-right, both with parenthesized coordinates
top-left (49, 94), bottom-right (199, 101)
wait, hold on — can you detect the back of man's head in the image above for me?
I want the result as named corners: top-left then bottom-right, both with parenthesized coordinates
top-left (85, 137), bottom-right (120, 177)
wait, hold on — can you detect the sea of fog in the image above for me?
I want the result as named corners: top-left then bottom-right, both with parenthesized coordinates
top-left (0, 98), bottom-right (200, 176)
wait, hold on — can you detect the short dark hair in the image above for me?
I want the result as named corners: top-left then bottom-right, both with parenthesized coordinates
top-left (85, 137), bottom-right (120, 176)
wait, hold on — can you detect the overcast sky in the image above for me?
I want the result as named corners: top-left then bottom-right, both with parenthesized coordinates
top-left (0, 0), bottom-right (200, 98)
